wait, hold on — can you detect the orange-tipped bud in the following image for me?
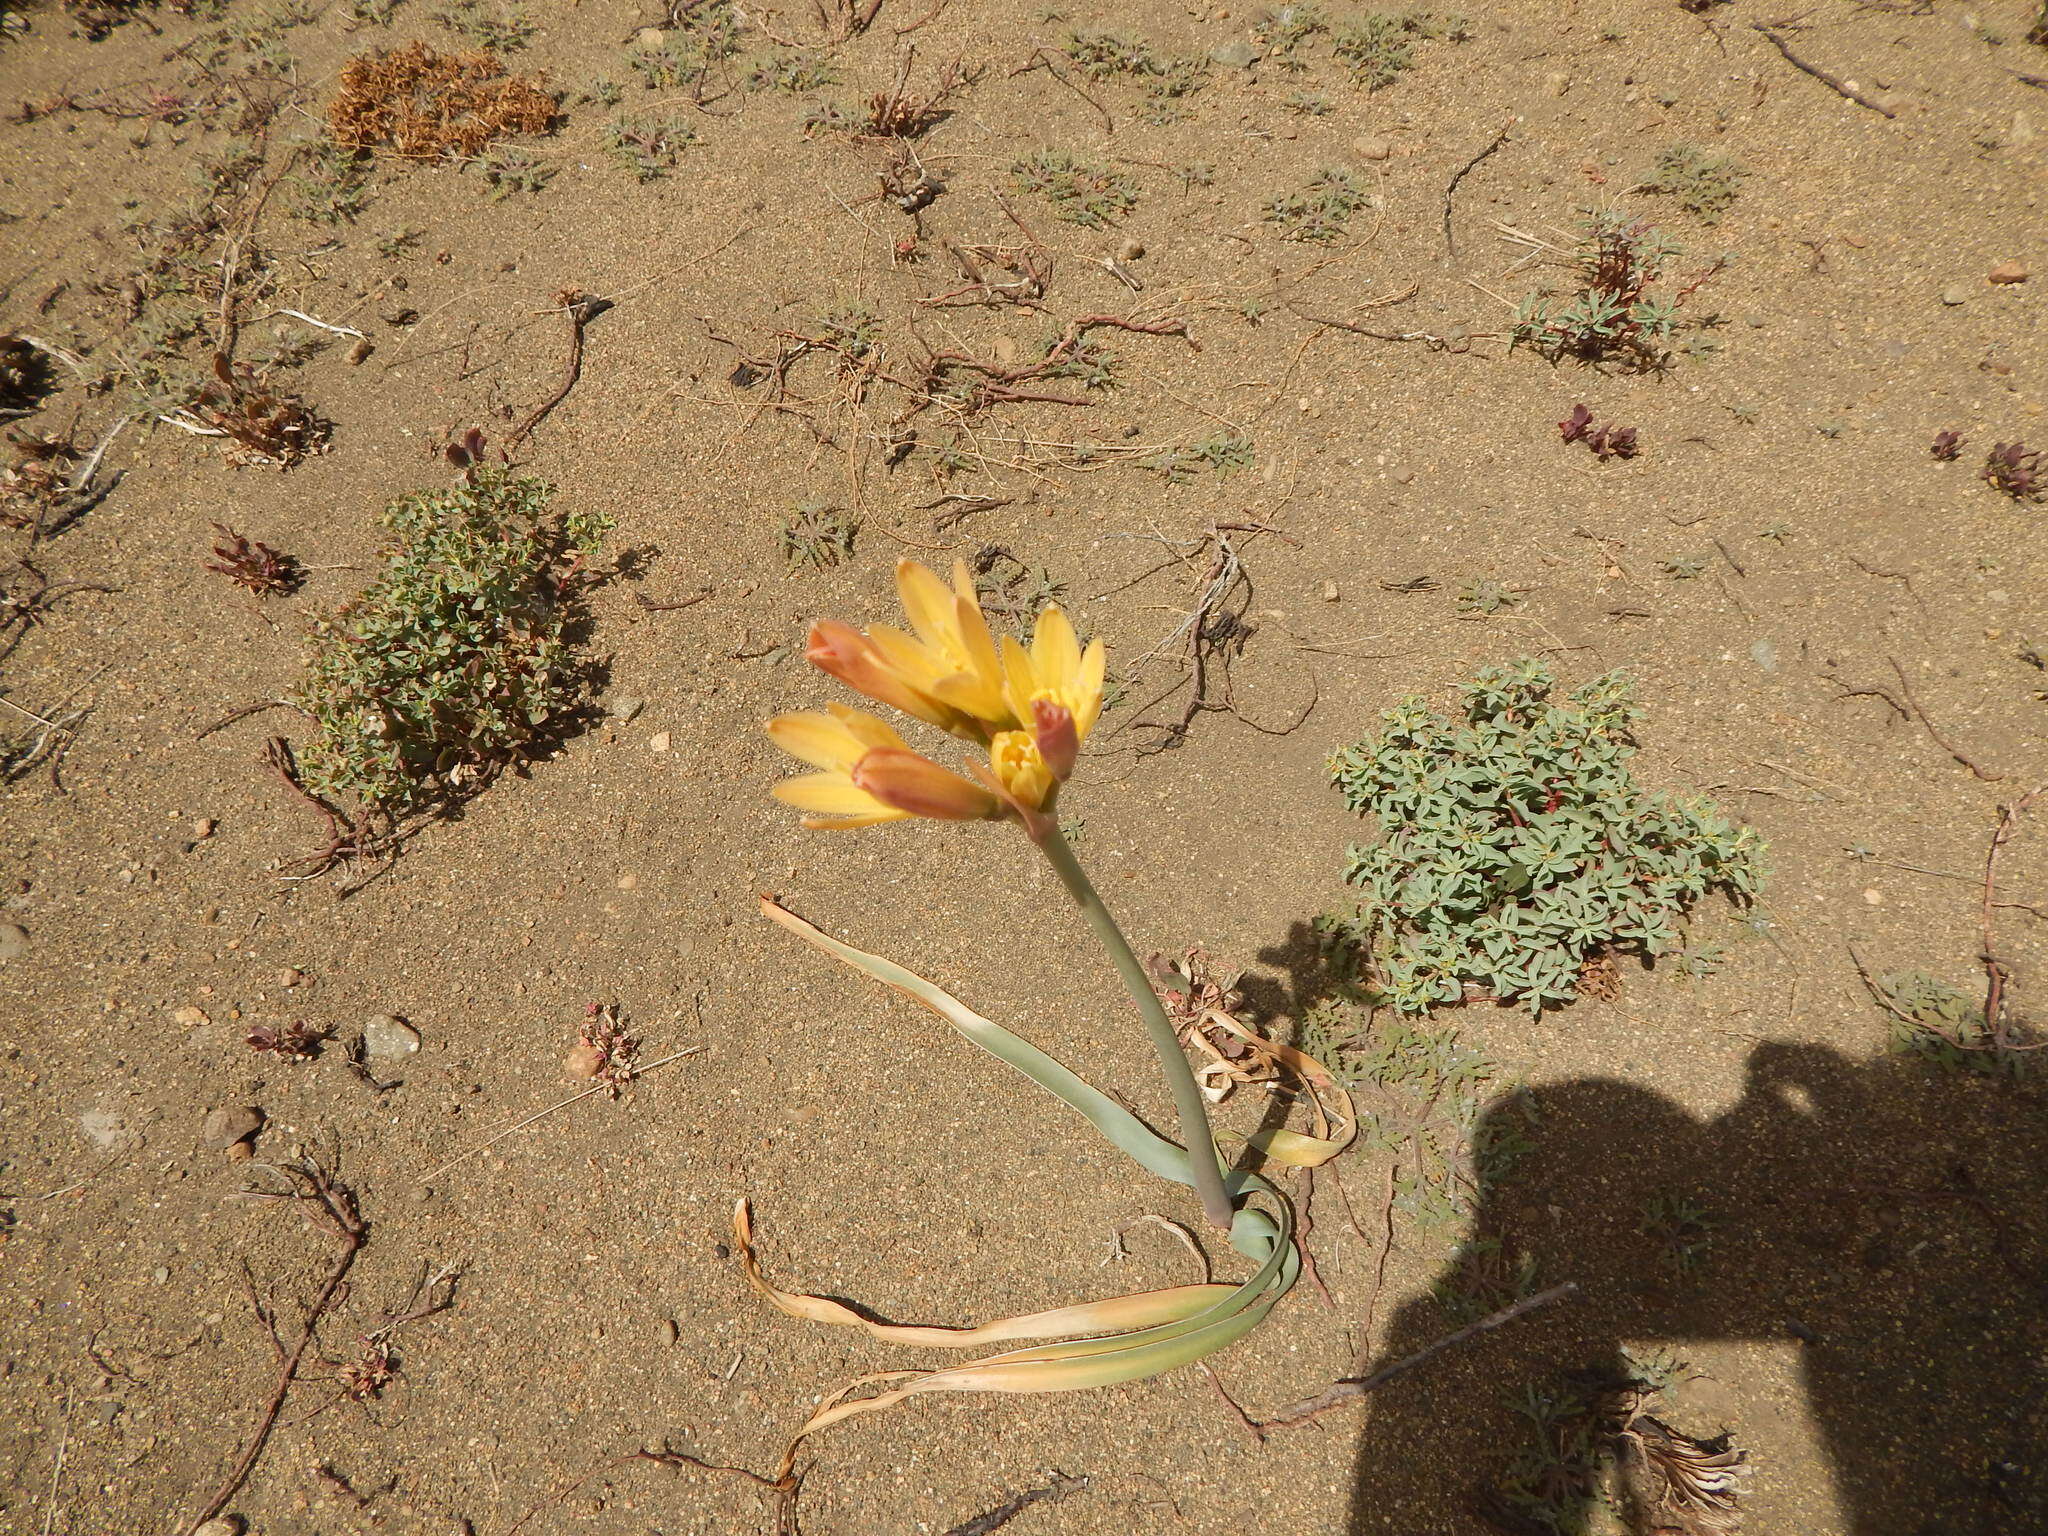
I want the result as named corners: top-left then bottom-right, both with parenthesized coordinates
top-left (1031, 698), bottom-right (1078, 782)
top-left (851, 748), bottom-right (1004, 821)
top-left (804, 622), bottom-right (936, 719)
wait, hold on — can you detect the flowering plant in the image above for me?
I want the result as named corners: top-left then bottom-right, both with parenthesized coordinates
top-left (743, 561), bottom-right (1306, 1436)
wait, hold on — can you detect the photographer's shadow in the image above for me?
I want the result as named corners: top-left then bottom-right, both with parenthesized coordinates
top-left (1342, 1041), bottom-right (2048, 1534)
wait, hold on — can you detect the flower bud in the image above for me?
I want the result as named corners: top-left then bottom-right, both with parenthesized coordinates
top-left (851, 748), bottom-right (1003, 821)
top-left (806, 621), bottom-right (957, 730)
top-left (1031, 698), bottom-right (1078, 782)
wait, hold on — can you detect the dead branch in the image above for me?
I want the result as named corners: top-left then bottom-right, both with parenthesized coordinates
top-left (1981, 785), bottom-right (2046, 1053)
top-left (1887, 657), bottom-right (2004, 782)
top-left (1752, 23), bottom-right (1896, 118)
top-left (505, 291), bottom-right (613, 457)
top-left (180, 1159), bottom-right (367, 1536)
top-left (1250, 1281), bottom-right (1578, 1433)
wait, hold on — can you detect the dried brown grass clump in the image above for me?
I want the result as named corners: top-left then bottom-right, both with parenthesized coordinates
top-left (329, 42), bottom-right (557, 161)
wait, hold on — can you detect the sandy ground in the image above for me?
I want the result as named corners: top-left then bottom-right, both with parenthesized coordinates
top-left (2, 1), bottom-right (2045, 1533)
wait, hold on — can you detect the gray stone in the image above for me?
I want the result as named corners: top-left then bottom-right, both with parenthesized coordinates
top-left (1212, 39), bottom-right (1258, 67)
top-left (362, 1014), bottom-right (421, 1062)
top-left (202, 1105), bottom-right (263, 1150)
top-left (0, 922), bottom-right (26, 961)
top-left (1940, 284), bottom-right (1969, 306)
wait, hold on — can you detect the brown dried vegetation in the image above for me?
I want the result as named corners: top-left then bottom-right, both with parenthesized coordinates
top-left (0, 433), bottom-right (82, 531)
top-left (328, 42), bottom-right (557, 162)
top-left (191, 358), bottom-right (331, 468)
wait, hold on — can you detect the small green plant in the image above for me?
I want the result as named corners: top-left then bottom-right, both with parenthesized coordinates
top-left (295, 466), bottom-right (613, 815)
top-left (1660, 553), bottom-right (1707, 580)
top-left (604, 113), bottom-right (694, 180)
top-left (1866, 970), bottom-right (2032, 1077)
top-left (1264, 165), bottom-right (1368, 242)
top-left (1010, 150), bottom-right (1140, 228)
top-left (1321, 661), bottom-right (1767, 1014)
top-left (373, 226), bottom-right (424, 260)
top-left (585, 75), bottom-right (625, 106)
top-left (473, 146), bottom-right (553, 198)
top-left (1640, 1192), bottom-right (1717, 1275)
top-left (1757, 520), bottom-right (1790, 542)
top-left (1141, 431), bottom-right (1253, 482)
top-left (1284, 89), bottom-right (1333, 114)
top-left (1643, 142), bottom-right (1745, 224)
top-left (1252, 2), bottom-right (1329, 69)
top-left (1301, 1000), bottom-right (1531, 1229)
top-left (433, 0), bottom-right (533, 51)
top-left (1512, 210), bottom-right (1715, 371)
top-left (1331, 11), bottom-right (1415, 88)
top-left (778, 500), bottom-right (860, 571)
top-left (290, 140), bottom-right (373, 225)
top-left (746, 49), bottom-right (837, 93)
top-left (1455, 575), bottom-right (1519, 614)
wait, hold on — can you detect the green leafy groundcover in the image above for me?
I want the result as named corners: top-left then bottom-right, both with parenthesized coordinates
top-left (296, 466), bottom-right (613, 814)
top-left (1322, 660), bottom-right (1767, 1014)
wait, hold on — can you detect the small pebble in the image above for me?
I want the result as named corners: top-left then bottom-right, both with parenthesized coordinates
top-left (1940, 284), bottom-right (1969, 306)
top-left (1543, 71), bottom-right (1570, 98)
top-left (1988, 260), bottom-right (2028, 285)
top-left (279, 968), bottom-right (303, 989)
top-left (649, 731), bottom-right (672, 753)
top-left (191, 818), bottom-right (217, 841)
top-left (662, 1318), bottom-right (680, 1345)
top-left (564, 1043), bottom-right (606, 1079)
top-left (1353, 135), bottom-right (1392, 160)
top-left (1322, 580), bottom-right (1340, 602)
top-left (1211, 39), bottom-right (1257, 67)
top-left (202, 1105), bottom-right (264, 1150)
top-left (173, 1004), bottom-right (210, 1028)
top-left (617, 873), bottom-right (640, 891)
top-left (79, 1109), bottom-right (131, 1150)
top-left (193, 1520), bottom-right (244, 1536)
top-left (1116, 237), bottom-right (1145, 261)
top-left (362, 1014), bottom-right (421, 1062)
top-left (1391, 467), bottom-right (1415, 485)
top-left (0, 922), bottom-right (27, 962)
top-left (604, 695), bottom-right (645, 723)
top-left (1862, 888), bottom-right (1885, 906)
top-left (636, 26), bottom-right (666, 46)
top-left (152, 1266), bottom-right (169, 1284)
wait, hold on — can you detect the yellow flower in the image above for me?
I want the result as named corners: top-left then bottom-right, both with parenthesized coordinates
top-left (769, 704), bottom-right (1001, 830)
top-left (999, 605), bottom-right (1107, 744)
top-left (989, 729), bottom-right (1055, 810)
top-left (803, 561), bottom-right (1013, 738)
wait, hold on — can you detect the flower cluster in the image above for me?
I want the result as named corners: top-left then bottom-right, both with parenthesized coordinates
top-left (769, 560), bottom-right (1106, 831)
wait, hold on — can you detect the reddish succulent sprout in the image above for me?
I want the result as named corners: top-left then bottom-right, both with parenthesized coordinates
top-left (1982, 442), bottom-right (2043, 500)
top-left (1930, 429), bottom-right (1965, 462)
top-left (1559, 403), bottom-right (1595, 443)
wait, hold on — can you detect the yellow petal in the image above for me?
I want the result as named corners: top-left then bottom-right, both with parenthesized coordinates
top-left (1075, 640), bottom-right (1107, 737)
top-left (998, 634), bottom-right (1039, 722)
top-left (1030, 606), bottom-right (1082, 691)
top-left (828, 702), bottom-right (909, 753)
top-left (768, 712), bottom-right (864, 772)
top-left (895, 560), bottom-right (957, 649)
top-left (772, 772), bottom-right (905, 819)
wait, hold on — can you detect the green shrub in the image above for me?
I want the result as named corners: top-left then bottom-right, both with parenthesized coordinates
top-left (295, 467), bottom-right (613, 815)
top-left (1320, 660), bottom-right (1766, 1014)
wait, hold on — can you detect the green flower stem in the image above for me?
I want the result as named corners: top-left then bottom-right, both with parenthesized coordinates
top-left (1033, 825), bottom-right (1236, 1233)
